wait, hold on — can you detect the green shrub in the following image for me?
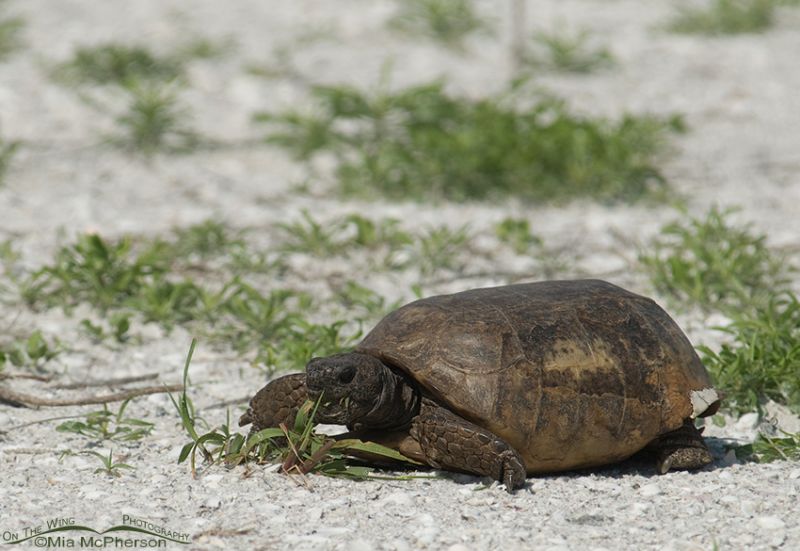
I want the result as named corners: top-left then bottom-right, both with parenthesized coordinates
top-left (640, 207), bottom-right (788, 312)
top-left (257, 82), bottom-right (682, 203)
top-left (388, 0), bottom-right (492, 48)
top-left (699, 292), bottom-right (800, 414)
top-left (525, 28), bottom-right (614, 73)
top-left (669, 0), bottom-right (778, 34)
top-left (57, 43), bottom-right (183, 85)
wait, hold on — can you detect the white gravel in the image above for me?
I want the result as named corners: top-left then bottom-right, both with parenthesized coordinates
top-left (1, 1), bottom-right (799, 549)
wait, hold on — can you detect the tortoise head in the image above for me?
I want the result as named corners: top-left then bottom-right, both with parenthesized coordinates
top-left (305, 352), bottom-right (419, 430)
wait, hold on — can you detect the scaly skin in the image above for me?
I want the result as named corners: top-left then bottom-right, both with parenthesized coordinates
top-left (238, 373), bottom-right (307, 433)
top-left (410, 398), bottom-right (526, 491)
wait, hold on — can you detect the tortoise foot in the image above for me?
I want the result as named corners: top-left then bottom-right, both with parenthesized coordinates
top-left (650, 420), bottom-right (713, 474)
top-left (239, 373), bottom-right (307, 433)
top-left (411, 398), bottom-right (527, 492)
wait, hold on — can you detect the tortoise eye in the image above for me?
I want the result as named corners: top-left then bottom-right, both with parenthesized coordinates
top-left (337, 365), bottom-right (356, 384)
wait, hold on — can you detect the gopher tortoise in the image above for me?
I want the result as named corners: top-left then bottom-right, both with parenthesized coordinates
top-left (240, 279), bottom-right (720, 490)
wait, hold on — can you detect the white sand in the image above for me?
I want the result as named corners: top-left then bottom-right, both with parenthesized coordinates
top-left (1, 1), bottom-right (799, 549)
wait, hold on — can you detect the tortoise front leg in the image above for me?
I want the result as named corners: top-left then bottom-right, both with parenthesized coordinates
top-left (238, 373), bottom-right (307, 433)
top-left (410, 399), bottom-right (526, 492)
top-left (648, 419), bottom-right (713, 474)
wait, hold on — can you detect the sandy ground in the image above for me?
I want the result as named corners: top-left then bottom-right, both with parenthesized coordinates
top-left (1, 1), bottom-right (799, 549)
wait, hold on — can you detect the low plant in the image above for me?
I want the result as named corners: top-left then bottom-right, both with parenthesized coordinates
top-left (113, 82), bottom-right (198, 155)
top-left (495, 217), bottom-right (542, 255)
top-left (640, 207), bottom-right (789, 312)
top-left (0, 331), bottom-right (59, 370)
top-left (257, 319), bottom-right (362, 375)
top-left (413, 225), bottom-right (472, 276)
top-left (334, 281), bottom-right (398, 320)
top-left (734, 429), bottom-right (800, 462)
top-left (699, 292), bottom-right (800, 415)
top-left (668, 0), bottom-right (780, 35)
top-left (22, 233), bottom-right (162, 312)
top-left (0, 2), bottom-right (23, 59)
top-left (80, 313), bottom-right (133, 343)
top-left (172, 339), bottom-right (421, 481)
top-left (55, 43), bottom-right (183, 85)
top-left (0, 131), bottom-right (18, 185)
top-left (525, 28), bottom-right (614, 73)
top-left (278, 210), bottom-right (346, 256)
top-left (387, 0), bottom-right (492, 49)
top-left (257, 81), bottom-right (681, 203)
top-left (56, 399), bottom-right (154, 441)
top-left (86, 449), bottom-right (134, 476)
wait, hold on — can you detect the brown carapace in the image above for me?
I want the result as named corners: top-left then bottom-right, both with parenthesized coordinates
top-left (239, 280), bottom-right (720, 491)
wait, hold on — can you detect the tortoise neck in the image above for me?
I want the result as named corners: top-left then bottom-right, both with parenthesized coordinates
top-left (354, 363), bottom-right (420, 431)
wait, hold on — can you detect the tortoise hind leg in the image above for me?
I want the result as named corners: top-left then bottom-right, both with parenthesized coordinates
top-left (239, 373), bottom-right (307, 433)
top-left (410, 399), bottom-right (526, 492)
top-left (649, 420), bottom-right (713, 474)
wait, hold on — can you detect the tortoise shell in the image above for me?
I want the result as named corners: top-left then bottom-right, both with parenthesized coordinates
top-left (357, 279), bottom-right (719, 472)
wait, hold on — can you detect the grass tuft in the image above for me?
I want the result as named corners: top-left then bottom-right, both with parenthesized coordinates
top-left (524, 28), bottom-right (614, 73)
top-left (0, 130), bottom-right (18, 185)
top-left (668, 0), bottom-right (782, 35)
top-left (86, 449), bottom-right (134, 476)
top-left (387, 0), bottom-right (492, 49)
top-left (640, 207), bottom-right (789, 312)
top-left (734, 429), bottom-right (800, 462)
top-left (113, 82), bottom-right (198, 155)
top-left (0, 2), bottom-right (23, 59)
top-left (698, 292), bottom-right (800, 414)
top-left (257, 81), bottom-right (681, 203)
top-left (56, 399), bottom-right (154, 441)
top-left (0, 331), bottom-right (59, 370)
top-left (56, 43), bottom-right (183, 85)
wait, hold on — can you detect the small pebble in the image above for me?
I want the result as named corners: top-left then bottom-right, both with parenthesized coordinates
top-left (788, 469), bottom-right (800, 480)
top-left (756, 516), bottom-right (785, 530)
top-left (350, 539), bottom-right (373, 551)
top-left (381, 491), bottom-right (414, 508)
top-left (640, 483), bottom-right (661, 497)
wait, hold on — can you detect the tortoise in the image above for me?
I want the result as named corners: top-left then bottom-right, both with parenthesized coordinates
top-left (239, 279), bottom-right (720, 491)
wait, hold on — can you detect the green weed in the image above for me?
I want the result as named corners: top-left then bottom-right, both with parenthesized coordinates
top-left (257, 81), bottom-right (681, 203)
top-left (0, 331), bottom-right (59, 370)
top-left (257, 320), bottom-right (362, 375)
top-left (334, 281), bottom-right (398, 320)
top-left (56, 43), bottom-right (183, 85)
top-left (344, 214), bottom-right (412, 250)
top-left (0, 131), bottom-right (18, 185)
top-left (80, 313), bottom-right (132, 343)
top-left (699, 292), bottom-right (800, 414)
top-left (113, 82), bottom-right (198, 155)
top-left (734, 429), bottom-right (800, 462)
top-left (413, 225), bottom-right (472, 276)
top-left (175, 35), bottom-right (236, 60)
top-left (0, 2), bottom-right (23, 59)
top-left (640, 207), bottom-right (789, 312)
top-left (56, 399), bottom-right (154, 441)
top-left (495, 217), bottom-right (542, 255)
top-left (278, 210), bottom-right (345, 256)
top-left (277, 211), bottom-right (414, 271)
top-left (668, 0), bottom-right (781, 34)
top-left (388, 0), bottom-right (492, 49)
top-left (525, 28), bottom-right (614, 73)
top-left (172, 339), bottom-right (420, 480)
top-left (86, 449), bottom-right (134, 476)
top-left (22, 233), bottom-right (161, 312)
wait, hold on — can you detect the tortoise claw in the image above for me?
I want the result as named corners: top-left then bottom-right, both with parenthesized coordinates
top-left (500, 449), bottom-right (526, 492)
